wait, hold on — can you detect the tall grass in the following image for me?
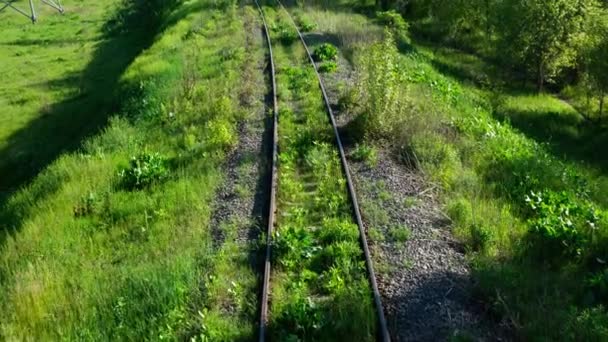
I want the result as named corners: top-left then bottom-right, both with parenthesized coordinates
top-left (0, 0), bottom-right (264, 339)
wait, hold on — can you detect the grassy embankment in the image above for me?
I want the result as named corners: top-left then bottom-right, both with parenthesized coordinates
top-left (292, 2), bottom-right (608, 339)
top-left (1, 0), bottom-right (265, 339)
top-left (261, 4), bottom-right (376, 340)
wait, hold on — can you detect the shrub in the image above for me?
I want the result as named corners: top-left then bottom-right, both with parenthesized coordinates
top-left (120, 152), bottom-right (169, 190)
top-left (313, 43), bottom-right (338, 62)
top-left (318, 61), bottom-right (338, 73)
top-left (376, 10), bottom-right (408, 32)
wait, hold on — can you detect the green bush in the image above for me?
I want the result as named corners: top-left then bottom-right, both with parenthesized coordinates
top-left (120, 152), bottom-right (169, 190)
top-left (376, 10), bottom-right (408, 32)
top-left (318, 61), bottom-right (338, 73)
top-left (313, 43), bottom-right (338, 62)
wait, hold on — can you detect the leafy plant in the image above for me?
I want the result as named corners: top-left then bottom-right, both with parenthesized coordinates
top-left (313, 43), bottom-right (338, 62)
top-left (318, 61), bottom-right (338, 73)
top-left (525, 190), bottom-right (599, 257)
top-left (120, 152), bottom-right (169, 190)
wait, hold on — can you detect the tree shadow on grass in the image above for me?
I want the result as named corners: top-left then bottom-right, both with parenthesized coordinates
top-left (494, 104), bottom-right (608, 175)
top-left (0, 0), bottom-right (189, 232)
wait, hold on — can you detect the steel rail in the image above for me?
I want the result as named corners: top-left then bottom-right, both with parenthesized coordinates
top-left (253, 0), bottom-right (279, 341)
top-left (275, 1), bottom-right (391, 341)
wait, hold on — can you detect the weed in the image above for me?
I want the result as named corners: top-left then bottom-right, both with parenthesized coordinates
top-left (313, 43), bottom-right (338, 62)
top-left (368, 227), bottom-right (385, 243)
top-left (318, 61), bottom-right (338, 73)
top-left (469, 224), bottom-right (492, 253)
top-left (389, 224), bottom-right (412, 242)
top-left (351, 144), bottom-right (378, 168)
top-left (447, 197), bottom-right (473, 228)
top-left (403, 196), bottom-right (418, 208)
top-left (120, 152), bottom-right (169, 190)
top-left (402, 258), bottom-right (414, 270)
top-left (73, 192), bottom-right (98, 217)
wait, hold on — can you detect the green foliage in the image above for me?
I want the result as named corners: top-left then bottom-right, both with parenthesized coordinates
top-left (120, 152), bottom-right (169, 190)
top-left (356, 30), bottom-right (412, 138)
top-left (351, 144), bottom-right (379, 167)
top-left (389, 224), bottom-right (412, 242)
top-left (313, 43), bottom-right (339, 62)
top-left (297, 16), bottom-right (317, 32)
top-left (495, 0), bottom-right (595, 91)
top-left (272, 22), bottom-right (298, 45)
top-left (525, 190), bottom-right (601, 258)
top-left (376, 10), bottom-right (408, 32)
top-left (469, 224), bottom-right (492, 253)
top-left (564, 306), bottom-right (608, 340)
top-left (318, 61), bottom-right (338, 73)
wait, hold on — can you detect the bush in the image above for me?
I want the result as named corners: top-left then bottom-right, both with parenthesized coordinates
top-left (120, 152), bottom-right (169, 190)
top-left (313, 43), bottom-right (338, 62)
top-left (318, 61), bottom-right (338, 73)
top-left (376, 10), bottom-right (408, 32)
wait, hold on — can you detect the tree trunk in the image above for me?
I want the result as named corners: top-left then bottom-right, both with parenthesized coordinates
top-left (538, 60), bottom-right (545, 93)
top-left (600, 92), bottom-right (605, 119)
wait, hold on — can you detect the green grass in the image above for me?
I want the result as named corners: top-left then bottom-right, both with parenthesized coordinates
top-left (0, 1), bottom-right (265, 339)
top-left (262, 5), bottom-right (376, 340)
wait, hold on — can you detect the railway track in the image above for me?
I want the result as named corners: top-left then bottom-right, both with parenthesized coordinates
top-left (254, 1), bottom-right (389, 340)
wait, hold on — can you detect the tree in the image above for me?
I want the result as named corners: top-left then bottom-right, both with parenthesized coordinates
top-left (497, 0), bottom-right (593, 92)
top-left (587, 37), bottom-right (608, 118)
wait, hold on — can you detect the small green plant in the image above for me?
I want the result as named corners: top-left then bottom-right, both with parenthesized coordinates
top-left (313, 43), bottom-right (338, 62)
top-left (389, 224), bottom-right (412, 242)
top-left (318, 61), bottom-right (338, 73)
top-left (403, 196), bottom-right (417, 208)
top-left (351, 144), bottom-right (378, 167)
top-left (368, 227), bottom-right (385, 243)
top-left (120, 152), bottom-right (169, 190)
